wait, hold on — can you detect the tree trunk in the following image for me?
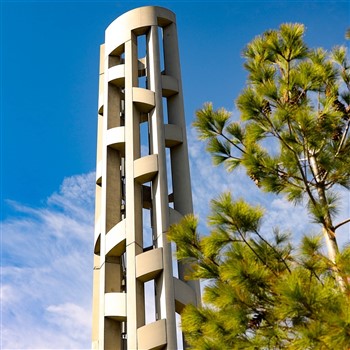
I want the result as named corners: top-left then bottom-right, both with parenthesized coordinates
top-left (309, 155), bottom-right (346, 290)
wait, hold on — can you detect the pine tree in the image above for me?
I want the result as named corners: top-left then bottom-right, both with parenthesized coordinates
top-left (168, 24), bottom-right (350, 348)
top-left (193, 23), bottom-right (350, 286)
top-left (169, 196), bottom-right (350, 349)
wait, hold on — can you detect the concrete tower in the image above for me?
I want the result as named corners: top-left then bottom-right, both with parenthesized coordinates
top-left (92, 6), bottom-right (200, 350)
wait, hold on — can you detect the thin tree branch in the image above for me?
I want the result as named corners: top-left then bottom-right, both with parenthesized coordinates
top-left (334, 218), bottom-right (350, 231)
top-left (236, 228), bottom-right (279, 278)
top-left (226, 154), bottom-right (241, 161)
top-left (220, 131), bottom-right (246, 154)
top-left (253, 229), bottom-right (292, 274)
top-left (259, 108), bottom-right (318, 207)
top-left (336, 119), bottom-right (350, 156)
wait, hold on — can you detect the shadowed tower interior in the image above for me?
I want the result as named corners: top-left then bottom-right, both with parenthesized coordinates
top-left (92, 6), bottom-right (200, 350)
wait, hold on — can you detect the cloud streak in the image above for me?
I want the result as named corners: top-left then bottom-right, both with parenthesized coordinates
top-left (1, 172), bottom-right (95, 349)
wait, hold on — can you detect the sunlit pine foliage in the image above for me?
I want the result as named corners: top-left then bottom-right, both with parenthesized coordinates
top-left (193, 23), bottom-right (350, 274)
top-left (168, 195), bottom-right (350, 349)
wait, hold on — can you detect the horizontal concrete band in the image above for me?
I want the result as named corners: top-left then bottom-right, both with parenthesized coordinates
top-left (108, 64), bottom-right (179, 96)
top-left (137, 319), bottom-right (167, 350)
top-left (173, 277), bottom-right (197, 314)
top-left (161, 74), bottom-right (179, 97)
top-left (106, 126), bottom-right (125, 151)
top-left (105, 219), bottom-right (126, 256)
top-left (98, 75), bottom-right (180, 121)
top-left (94, 207), bottom-right (185, 257)
top-left (94, 207), bottom-right (185, 256)
top-left (105, 292), bottom-right (127, 320)
top-left (133, 87), bottom-right (155, 113)
top-left (164, 123), bottom-right (183, 147)
top-left (103, 123), bottom-right (183, 156)
top-left (134, 154), bottom-right (158, 184)
top-left (169, 207), bottom-right (183, 225)
top-left (95, 87), bottom-right (153, 113)
top-left (104, 279), bottom-right (196, 324)
top-left (107, 60), bottom-right (145, 85)
top-left (136, 247), bottom-right (163, 282)
top-left (105, 6), bottom-right (176, 56)
top-left (108, 64), bottom-right (125, 87)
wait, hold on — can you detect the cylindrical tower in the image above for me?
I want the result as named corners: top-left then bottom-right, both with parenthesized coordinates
top-left (92, 6), bottom-right (200, 350)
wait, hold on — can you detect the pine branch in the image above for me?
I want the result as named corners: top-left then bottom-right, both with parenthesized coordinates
top-left (219, 130), bottom-right (246, 154)
top-left (259, 107), bottom-right (311, 189)
top-left (334, 218), bottom-right (350, 231)
top-left (335, 119), bottom-right (350, 157)
top-left (275, 167), bottom-right (309, 188)
top-left (253, 229), bottom-right (292, 274)
top-left (311, 270), bottom-right (324, 286)
top-left (235, 227), bottom-right (279, 278)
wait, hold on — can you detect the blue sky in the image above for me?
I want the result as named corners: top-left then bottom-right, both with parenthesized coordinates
top-left (1, 1), bottom-right (349, 349)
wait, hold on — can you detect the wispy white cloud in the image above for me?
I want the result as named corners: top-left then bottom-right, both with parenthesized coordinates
top-left (1, 172), bottom-right (95, 349)
top-left (46, 302), bottom-right (91, 342)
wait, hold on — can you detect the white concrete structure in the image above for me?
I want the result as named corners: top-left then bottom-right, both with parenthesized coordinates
top-left (92, 6), bottom-right (200, 350)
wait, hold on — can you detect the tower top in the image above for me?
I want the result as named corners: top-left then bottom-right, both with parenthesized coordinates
top-left (104, 6), bottom-right (176, 56)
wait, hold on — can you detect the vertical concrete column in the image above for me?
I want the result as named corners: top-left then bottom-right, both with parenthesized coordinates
top-left (124, 33), bottom-right (145, 350)
top-left (97, 44), bottom-right (109, 350)
top-left (92, 255), bottom-right (100, 349)
top-left (92, 45), bottom-right (105, 349)
top-left (147, 25), bottom-right (177, 349)
top-left (163, 22), bottom-right (201, 306)
top-left (99, 42), bottom-right (125, 350)
top-left (104, 147), bottom-right (122, 349)
top-left (105, 148), bottom-right (121, 232)
top-left (104, 48), bottom-right (124, 348)
top-left (92, 185), bottom-right (101, 349)
top-left (163, 23), bottom-right (193, 217)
